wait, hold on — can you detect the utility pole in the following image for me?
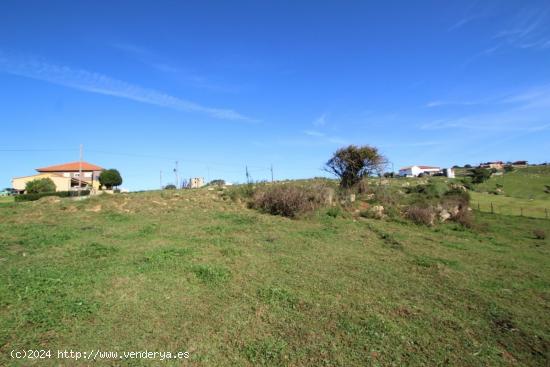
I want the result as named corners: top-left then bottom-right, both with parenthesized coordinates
top-left (160, 170), bottom-right (163, 189)
top-left (245, 165), bottom-right (250, 184)
top-left (270, 164), bottom-right (274, 183)
top-left (78, 144), bottom-right (83, 197)
top-left (174, 161), bottom-right (179, 189)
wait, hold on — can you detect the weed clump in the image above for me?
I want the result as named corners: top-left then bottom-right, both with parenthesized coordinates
top-left (406, 205), bottom-right (436, 226)
top-left (533, 229), bottom-right (546, 240)
top-left (250, 184), bottom-right (330, 218)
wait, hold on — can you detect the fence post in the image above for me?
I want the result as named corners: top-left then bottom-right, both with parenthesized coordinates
top-left (491, 202), bottom-right (494, 214)
top-left (546, 208), bottom-right (548, 219)
top-left (477, 202), bottom-right (480, 211)
top-left (520, 208), bottom-right (523, 217)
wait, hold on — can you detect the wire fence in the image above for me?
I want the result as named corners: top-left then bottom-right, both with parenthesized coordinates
top-left (473, 201), bottom-right (549, 220)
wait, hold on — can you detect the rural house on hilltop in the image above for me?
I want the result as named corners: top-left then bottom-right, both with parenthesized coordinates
top-left (398, 165), bottom-right (441, 177)
top-left (12, 161), bottom-right (103, 193)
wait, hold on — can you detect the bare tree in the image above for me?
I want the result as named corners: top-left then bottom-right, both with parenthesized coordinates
top-left (324, 145), bottom-right (387, 188)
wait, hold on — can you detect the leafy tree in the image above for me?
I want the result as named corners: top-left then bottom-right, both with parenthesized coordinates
top-left (504, 164), bottom-right (514, 172)
top-left (464, 164), bottom-right (472, 168)
top-left (25, 178), bottom-right (56, 193)
top-left (468, 168), bottom-right (492, 184)
top-left (99, 169), bottom-right (123, 189)
top-left (325, 145), bottom-right (386, 188)
top-left (164, 184), bottom-right (176, 190)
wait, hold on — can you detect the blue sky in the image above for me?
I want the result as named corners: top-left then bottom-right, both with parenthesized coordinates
top-left (1, 1), bottom-right (549, 190)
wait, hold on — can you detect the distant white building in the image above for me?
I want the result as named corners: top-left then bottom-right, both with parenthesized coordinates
top-left (444, 168), bottom-right (455, 178)
top-left (188, 177), bottom-right (205, 189)
top-left (398, 165), bottom-right (440, 177)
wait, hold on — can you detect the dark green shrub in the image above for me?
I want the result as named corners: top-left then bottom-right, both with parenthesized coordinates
top-left (99, 169), bottom-right (122, 189)
top-left (164, 184), bottom-right (176, 190)
top-left (326, 207), bottom-right (341, 218)
top-left (443, 188), bottom-right (470, 208)
top-left (208, 179), bottom-right (226, 186)
top-left (407, 181), bottom-right (448, 199)
top-left (469, 168), bottom-right (492, 184)
top-left (25, 178), bottom-right (56, 193)
top-left (222, 184), bottom-right (256, 202)
top-left (15, 190), bottom-right (90, 202)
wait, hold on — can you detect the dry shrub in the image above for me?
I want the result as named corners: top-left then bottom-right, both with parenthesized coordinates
top-left (250, 185), bottom-right (328, 218)
top-left (534, 229), bottom-right (546, 240)
top-left (355, 179), bottom-right (370, 194)
top-left (452, 208), bottom-right (474, 228)
top-left (406, 205), bottom-right (436, 226)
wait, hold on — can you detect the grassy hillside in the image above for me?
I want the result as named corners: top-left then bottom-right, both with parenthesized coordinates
top-left (471, 192), bottom-right (549, 219)
top-left (475, 166), bottom-right (550, 200)
top-left (0, 189), bottom-right (549, 366)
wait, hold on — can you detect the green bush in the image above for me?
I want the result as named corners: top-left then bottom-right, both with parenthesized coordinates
top-left (222, 184), bottom-right (256, 202)
top-left (25, 178), bottom-right (56, 193)
top-left (99, 169), bottom-right (122, 189)
top-left (326, 206), bottom-right (341, 218)
top-left (15, 190), bottom-right (90, 202)
top-left (407, 181), bottom-right (448, 199)
top-left (469, 168), bottom-right (492, 184)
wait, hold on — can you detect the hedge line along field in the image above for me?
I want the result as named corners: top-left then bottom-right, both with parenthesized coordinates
top-left (0, 188), bottom-right (549, 366)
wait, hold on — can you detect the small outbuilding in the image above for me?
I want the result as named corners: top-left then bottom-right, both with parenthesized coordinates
top-left (398, 165), bottom-right (440, 177)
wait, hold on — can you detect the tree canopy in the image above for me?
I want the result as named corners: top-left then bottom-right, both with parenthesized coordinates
top-left (99, 169), bottom-right (123, 189)
top-left (325, 145), bottom-right (386, 188)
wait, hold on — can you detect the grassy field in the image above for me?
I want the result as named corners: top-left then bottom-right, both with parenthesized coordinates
top-left (473, 166), bottom-right (550, 200)
top-left (471, 192), bottom-right (550, 219)
top-left (0, 196), bottom-right (14, 204)
top-left (0, 189), bottom-right (549, 366)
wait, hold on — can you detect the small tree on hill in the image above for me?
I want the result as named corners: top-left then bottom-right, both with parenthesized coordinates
top-left (504, 164), bottom-right (514, 173)
top-left (26, 178), bottom-right (56, 193)
top-left (469, 168), bottom-right (492, 184)
top-left (164, 184), bottom-right (176, 190)
top-left (99, 169), bottom-right (123, 189)
top-left (325, 145), bottom-right (386, 188)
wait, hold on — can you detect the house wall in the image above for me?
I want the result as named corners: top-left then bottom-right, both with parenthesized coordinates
top-left (12, 173), bottom-right (71, 192)
top-left (189, 177), bottom-right (205, 188)
top-left (40, 170), bottom-right (102, 190)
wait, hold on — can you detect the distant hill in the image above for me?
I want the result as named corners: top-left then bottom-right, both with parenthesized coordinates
top-left (474, 166), bottom-right (550, 200)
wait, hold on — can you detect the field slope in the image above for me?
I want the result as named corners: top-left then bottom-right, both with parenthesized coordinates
top-left (0, 190), bottom-right (549, 366)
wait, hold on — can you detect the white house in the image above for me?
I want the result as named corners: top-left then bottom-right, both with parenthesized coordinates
top-left (398, 165), bottom-right (440, 177)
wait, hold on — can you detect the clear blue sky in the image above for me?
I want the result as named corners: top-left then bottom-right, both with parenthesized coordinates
top-left (1, 1), bottom-right (549, 190)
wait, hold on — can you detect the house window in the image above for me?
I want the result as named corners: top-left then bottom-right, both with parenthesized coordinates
top-left (84, 172), bottom-right (92, 178)
top-left (73, 173), bottom-right (80, 177)
top-left (63, 172), bottom-right (70, 177)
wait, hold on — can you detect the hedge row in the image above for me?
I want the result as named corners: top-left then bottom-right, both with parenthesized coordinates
top-left (15, 190), bottom-right (90, 202)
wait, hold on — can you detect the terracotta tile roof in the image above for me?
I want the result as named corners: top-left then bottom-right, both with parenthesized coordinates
top-left (36, 161), bottom-right (103, 172)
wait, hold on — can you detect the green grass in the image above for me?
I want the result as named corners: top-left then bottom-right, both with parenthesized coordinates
top-left (471, 192), bottom-right (550, 219)
top-left (0, 189), bottom-right (549, 366)
top-left (0, 196), bottom-right (14, 204)
top-left (474, 166), bottom-right (550, 200)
